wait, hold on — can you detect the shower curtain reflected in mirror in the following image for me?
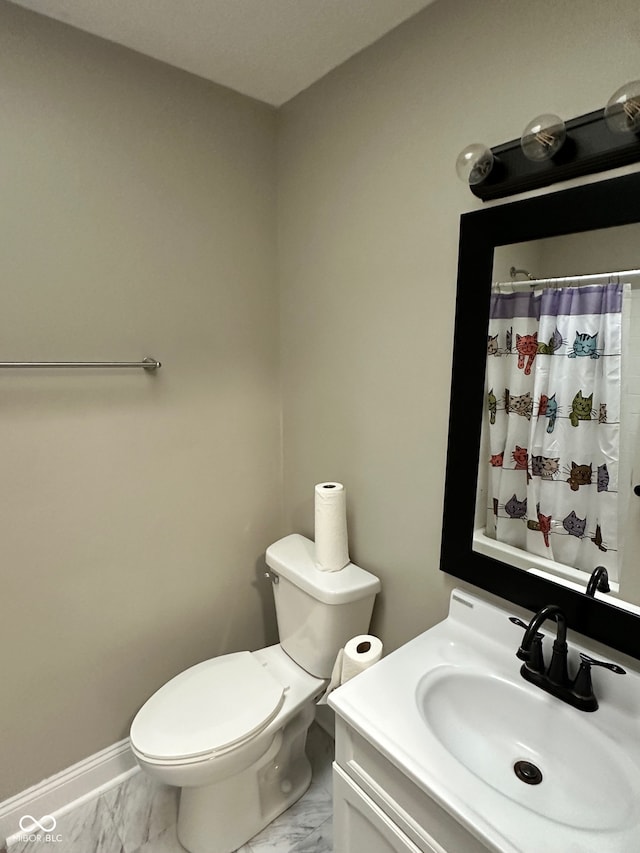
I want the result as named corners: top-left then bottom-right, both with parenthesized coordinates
top-left (485, 279), bottom-right (629, 583)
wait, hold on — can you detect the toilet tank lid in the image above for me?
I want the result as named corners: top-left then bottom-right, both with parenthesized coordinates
top-left (265, 534), bottom-right (381, 605)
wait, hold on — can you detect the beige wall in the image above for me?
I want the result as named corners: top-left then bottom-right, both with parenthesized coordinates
top-left (0, 2), bottom-right (280, 799)
top-left (277, 0), bottom-right (640, 652)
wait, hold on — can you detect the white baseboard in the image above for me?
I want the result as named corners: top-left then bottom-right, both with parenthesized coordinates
top-left (0, 738), bottom-right (137, 847)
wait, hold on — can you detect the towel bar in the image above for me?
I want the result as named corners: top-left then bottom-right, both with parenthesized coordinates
top-left (0, 356), bottom-right (161, 371)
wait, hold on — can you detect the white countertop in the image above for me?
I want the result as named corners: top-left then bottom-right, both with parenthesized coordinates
top-left (329, 589), bottom-right (640, 853)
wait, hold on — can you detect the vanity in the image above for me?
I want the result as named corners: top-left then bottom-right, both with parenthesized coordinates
top-left (329, 589), bottom-right (640, 853)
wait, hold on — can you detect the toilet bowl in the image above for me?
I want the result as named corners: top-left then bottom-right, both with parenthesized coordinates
top-left (130, 644), bottom-right (324, 853)
top-left (130, 534), bottom-right (380, 853)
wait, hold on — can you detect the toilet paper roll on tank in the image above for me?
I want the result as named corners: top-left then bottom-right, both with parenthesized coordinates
top-left (314, 482), bottom-right (350, 572)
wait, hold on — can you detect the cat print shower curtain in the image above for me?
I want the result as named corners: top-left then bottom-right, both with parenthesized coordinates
top-left (485, 281), bottom-right (627, 581)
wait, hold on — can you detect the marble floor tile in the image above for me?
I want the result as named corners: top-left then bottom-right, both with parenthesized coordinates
top-left (246, 781), bottom-right (332, 853)
top-left (103, 770), bottom-right (178, 853)
top-left (7, 794), bottom-right (123, 853)
top-left (290, 818), bottom-right (332, 853)
top-left (129, 823), bottom-right (186, 853)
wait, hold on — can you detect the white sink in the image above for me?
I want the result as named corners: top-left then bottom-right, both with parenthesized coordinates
top-left (329, 589), bottom-right (640, 853)
top-left (416, 666), bottom-right (640, 830)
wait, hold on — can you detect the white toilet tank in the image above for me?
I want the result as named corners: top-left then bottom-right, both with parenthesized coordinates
top-left (265, 534), bottom-right (381, 678)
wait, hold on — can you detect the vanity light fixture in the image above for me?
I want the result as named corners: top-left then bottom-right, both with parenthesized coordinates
top-left (455, 143), bottom-right (495, 185)
top-left (604, 80), bottom-right (640, 134)
top-left (520, 113), bottom-right (566, 161)
top-left (456, 82), bottom-right (640, 201)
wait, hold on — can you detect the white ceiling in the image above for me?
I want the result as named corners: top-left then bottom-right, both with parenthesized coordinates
top-left (10, 0), bottom-right (437, 106)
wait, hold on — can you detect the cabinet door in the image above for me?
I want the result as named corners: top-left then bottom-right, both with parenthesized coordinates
top-left (333, 766), bottom-right (447, 853)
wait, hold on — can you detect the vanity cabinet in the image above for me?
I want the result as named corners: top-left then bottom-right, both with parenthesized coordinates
top-left (333, 767), bottom-right (424, 853)
top-left (332, 717), bottom-right (490, 853)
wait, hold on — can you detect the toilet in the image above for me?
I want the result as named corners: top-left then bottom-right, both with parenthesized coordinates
top-left (129, 533), bottom-right (381, 853)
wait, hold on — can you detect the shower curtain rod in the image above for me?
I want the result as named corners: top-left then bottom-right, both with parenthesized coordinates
top-left (0, 356), bottom-right (161, 371)
top-left (498, 268), bottom-right (640, 289)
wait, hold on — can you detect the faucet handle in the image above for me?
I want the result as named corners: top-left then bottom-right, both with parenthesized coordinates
top-left (509, 616), bottom-right (544, 638)
top-left (572, 653), bottom-right (626, 710)
top-left (578, 653), bottom-right (626, 675)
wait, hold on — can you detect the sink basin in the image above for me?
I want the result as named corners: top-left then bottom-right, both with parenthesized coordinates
top-left (330, 589), bottom-right (640, 852)
top-left (416, 667), bottom-right (640, 830)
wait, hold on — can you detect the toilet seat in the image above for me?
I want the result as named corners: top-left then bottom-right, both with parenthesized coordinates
top-left (130, 651), bottom-right (285, 762)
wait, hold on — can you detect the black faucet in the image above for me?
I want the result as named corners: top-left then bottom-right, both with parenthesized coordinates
top-left (585, 565), bottom-right (610, 597)
top-left (511, 607), bottom-right (625, 711)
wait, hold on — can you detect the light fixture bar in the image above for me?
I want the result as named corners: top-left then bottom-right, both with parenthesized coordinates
top-left (471, 109), bottom-right (640, 201)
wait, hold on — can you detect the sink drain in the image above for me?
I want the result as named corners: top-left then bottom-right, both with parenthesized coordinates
top-left (514, 760), bottom-right (543, 785)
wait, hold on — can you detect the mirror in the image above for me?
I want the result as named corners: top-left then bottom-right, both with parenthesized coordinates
top-left (484, 229), bottom-right (640, 609)
top-left (440, 171), bottom-right (640, 660)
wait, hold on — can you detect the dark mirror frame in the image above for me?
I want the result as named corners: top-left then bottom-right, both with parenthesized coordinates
top-left (440, 171), bottom-right (640, 660)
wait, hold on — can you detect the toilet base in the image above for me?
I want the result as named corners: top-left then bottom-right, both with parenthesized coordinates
top-left (177, 703), bottom-right (315, 853)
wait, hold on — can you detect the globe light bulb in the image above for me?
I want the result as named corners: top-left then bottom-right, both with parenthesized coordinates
top-left (604, 80), bottom-right (640, 134)
top-left (520, 114), bottom-right (566, 162)
top-left (455, 143), bottom-right (494, 185)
